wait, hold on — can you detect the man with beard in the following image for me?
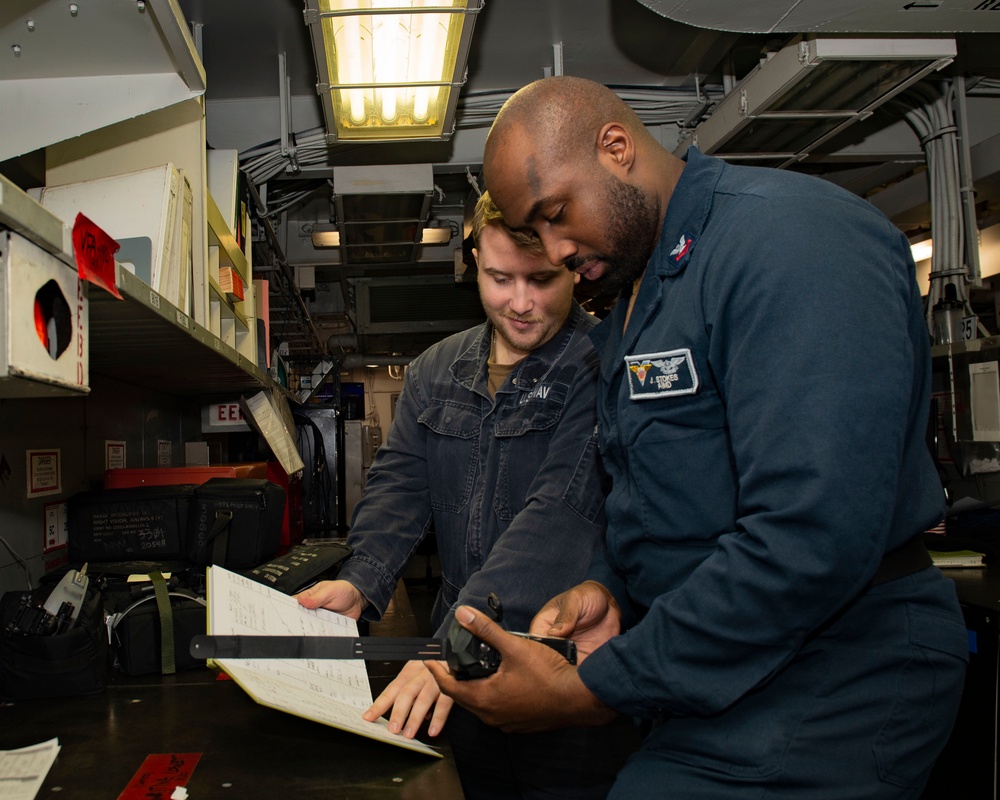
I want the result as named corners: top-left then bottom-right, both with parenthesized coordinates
top-left (426, 76), bottom-right (968, 799)
top-left (298, 190), bottom-right (638, 799)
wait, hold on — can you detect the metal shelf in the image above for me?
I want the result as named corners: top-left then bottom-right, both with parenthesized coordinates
top-left (207, 191), bottom-right (248, 279)
top-left (89, 265), bottom-right (271, 395)
top-left (0, 0), bottom-right (205, 163)
top-left (931, 338), bottom-right (999, 358)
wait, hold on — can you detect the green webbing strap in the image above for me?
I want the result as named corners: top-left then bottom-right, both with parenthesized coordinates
top-left (149, 571), bottom-right (176, 675)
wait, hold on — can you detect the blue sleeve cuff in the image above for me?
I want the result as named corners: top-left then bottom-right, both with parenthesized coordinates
top-left (578, 636), bottom-right (664, 720)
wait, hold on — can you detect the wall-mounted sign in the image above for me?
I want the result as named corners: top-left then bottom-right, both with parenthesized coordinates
top-left (43, 501), bottom-right (68, 552)
top-left (202, 401), bottom-right (250, 432)
top-left (106, 440), bottom-right (126, 470)
top-left (27, 449), bottom-right (62, 498)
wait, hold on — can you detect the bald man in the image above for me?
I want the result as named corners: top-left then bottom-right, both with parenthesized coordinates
top-left (428, 76), bottom-right (968, 799)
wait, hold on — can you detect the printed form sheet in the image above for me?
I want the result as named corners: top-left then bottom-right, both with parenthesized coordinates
top-left (207, 566), bottom-right (440, 757)
top-left (0, 738), bottom-right (60, 800)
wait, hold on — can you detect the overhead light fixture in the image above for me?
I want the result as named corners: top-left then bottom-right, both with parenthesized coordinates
top-left (419, 224), bottom-right (452, 244)
top-left (311, 224), bottom-right (341, 247)
top-left (675, 36), bottom-right (956, 168)
top-left (911, 239), bottom-right (933, 263)
top-left (311, 224), bottom-right (451, 247)
top-left (303, 0), bottom-right (484, 143)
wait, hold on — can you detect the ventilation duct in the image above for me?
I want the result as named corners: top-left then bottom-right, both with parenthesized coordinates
top-left (354, 276), bottom-right (484, 334)
top-left (674, 36), bottom-right (956, 169)
top-left (330, 164), bottom-right (434, 265)
top-left (636, 0), bottom-right (1000, 34)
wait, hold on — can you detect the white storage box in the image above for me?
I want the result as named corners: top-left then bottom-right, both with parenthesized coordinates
top-left (0, 231), bottom-right (89, 397)
top-left (207, 149), bottom-right (240, 234)
top-left (36, 163), bottom-right (188, 311)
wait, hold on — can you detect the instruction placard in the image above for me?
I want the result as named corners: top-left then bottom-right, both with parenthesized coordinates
top-left (27, 449), bottom-right (61, 498)
top-left (106, 440), bottom-right (126, 471)
top-left (43, 501), bottom-right (68, 552)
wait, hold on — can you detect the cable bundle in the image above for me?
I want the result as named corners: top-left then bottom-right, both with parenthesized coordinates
top-left (891, 80), bottom-right (977, 339)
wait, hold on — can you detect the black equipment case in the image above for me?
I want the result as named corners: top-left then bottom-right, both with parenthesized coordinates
top-left (245, 541), bottom-right (353, 595)
top-left (67, 485), bottom-right (197, 563)
top-left (108, 588), bottom-right (206, 675)
top-left (187, 478), bottom-right (285, 570)
top-left (0, 585), bottom-right (108, 699)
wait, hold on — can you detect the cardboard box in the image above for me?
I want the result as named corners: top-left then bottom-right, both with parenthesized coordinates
top-left (184, 442), bottom-right (210, 466)
top-left (0, 231), bottom-right (88, 397)
top-left (218, 265), bottom-right (244, 301)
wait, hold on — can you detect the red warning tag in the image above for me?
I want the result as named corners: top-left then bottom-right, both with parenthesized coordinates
top-left (72, 212), bottom-right (122, 299)
top-left (118, 752), bottom-right (201, 800)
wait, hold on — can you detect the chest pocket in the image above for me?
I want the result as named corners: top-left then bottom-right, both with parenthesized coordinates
top-left (418, 403), bottom-right (480, 513)
top-left (494, 383), bottom-right (565, 436)
top-left (619, 372), bottom-right (736, 546)
top-left (492, 393), bottom-right (564, 521)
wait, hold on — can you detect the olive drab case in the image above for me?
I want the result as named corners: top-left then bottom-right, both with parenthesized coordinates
top-left (107, 583), bottom-right (206, 676)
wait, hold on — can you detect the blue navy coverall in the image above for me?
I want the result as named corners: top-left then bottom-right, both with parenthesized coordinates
top-left (578, 148), bottom-right (968, 799)
top-left (338, 302), bottom-right (637, 798)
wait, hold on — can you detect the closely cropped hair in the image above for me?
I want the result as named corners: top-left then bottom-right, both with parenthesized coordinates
top-left (471, 191), bottom-right (546, 256)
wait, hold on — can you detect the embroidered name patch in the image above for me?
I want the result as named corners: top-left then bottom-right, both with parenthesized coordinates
top-left (520, 382), bottom-right (553, 404)
top-left (624, 348), bottom-right (699, 400)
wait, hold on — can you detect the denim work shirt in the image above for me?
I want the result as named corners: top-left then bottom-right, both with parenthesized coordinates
top-left (337, 302), bottom-right (607, 636)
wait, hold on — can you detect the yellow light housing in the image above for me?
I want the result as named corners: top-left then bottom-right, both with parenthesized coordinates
top-left (304, 0), bottom-right (483, 142)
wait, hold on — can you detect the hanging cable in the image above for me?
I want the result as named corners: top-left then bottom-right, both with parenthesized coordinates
top-left (465, 166), bottom-right (483, 198)
top-left (365, 368), bottom-right (380, 429)
top-left (890, 80), bottom-right (976, 340)
top-left (0, 535), bottom-right (33, 590)
top-left (236, 85), bottom-right (721, 218)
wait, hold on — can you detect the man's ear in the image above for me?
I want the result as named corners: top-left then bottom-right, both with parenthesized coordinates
top-left (472, 247), bottom-right (479, 266)
top-left (598, 123), bottom-right (634, 174)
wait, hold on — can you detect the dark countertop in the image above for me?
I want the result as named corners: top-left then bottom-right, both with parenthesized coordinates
top-left (0, 582), bottom-right (465, 799)
top-left (939, 565), bottom-right (1000, 614)
top-left (0, 668), bottom-right (461, 799)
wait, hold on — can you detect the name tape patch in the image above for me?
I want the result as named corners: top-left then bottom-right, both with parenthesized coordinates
top-left (625, 348), bottom-right (699, 400)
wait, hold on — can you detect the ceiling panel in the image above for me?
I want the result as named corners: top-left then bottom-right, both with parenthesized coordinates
top-left (172, 0), bottom-right (1000, 361)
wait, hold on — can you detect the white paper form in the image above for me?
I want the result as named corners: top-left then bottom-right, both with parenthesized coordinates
top-left (207, 566), bottom-right (441, 757)
top-left (0, 738), bottom-right (60, 800)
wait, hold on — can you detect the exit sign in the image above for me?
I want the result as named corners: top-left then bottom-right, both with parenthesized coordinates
top-left (202, 401), bottom-right (250, 432)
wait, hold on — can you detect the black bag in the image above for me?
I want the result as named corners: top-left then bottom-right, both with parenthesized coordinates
top-left (188, 478), bottom-right (285, 570)
top-left (0, 585), bottom-right (108, 699)
top-left (89, 560), bottom-right (205, 611)
top-left (67, 485), bottom-right (197, 562)
top-left (107, 580), bottom-right (206, 676)
top-left (244, 541), bottom-right (353, 595)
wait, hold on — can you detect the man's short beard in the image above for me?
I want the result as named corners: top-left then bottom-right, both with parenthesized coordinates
top-left (596, 175), bottom-right (660, 295)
